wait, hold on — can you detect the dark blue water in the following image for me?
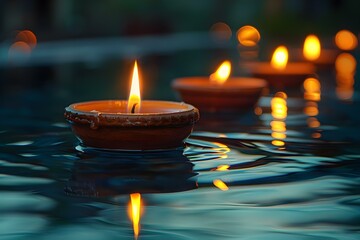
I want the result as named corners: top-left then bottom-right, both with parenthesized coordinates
top-left (1, 79), bottom-right (360, 240)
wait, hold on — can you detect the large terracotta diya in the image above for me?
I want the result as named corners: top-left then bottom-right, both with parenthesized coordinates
top-left (65, 62), bottom-right (199, 150)
top-left (172, 61), bottom-right (268, 113)
top-left (244, 46), bottom-right (316, 89)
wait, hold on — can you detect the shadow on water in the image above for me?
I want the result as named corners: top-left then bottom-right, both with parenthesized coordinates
top-left (65, 147), bottom-right (198, 197)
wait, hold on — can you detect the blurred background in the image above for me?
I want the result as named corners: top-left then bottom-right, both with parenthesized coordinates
top-left (0, 0), bottom-right (359, 121)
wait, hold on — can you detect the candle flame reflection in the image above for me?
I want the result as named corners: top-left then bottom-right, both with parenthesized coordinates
top-left (271, 46), bottom-right (288, 70)
top-left (271, 92), bottom-right (287, 147)
top-left (127, 61), bottom-right (141, 113)
top-left (335, 30), bottom-right (358, 51)
top-left (303, 35), bottom-right (321, 61)
top-left (210, 61), bottom-right (231, 84)
top-left (128, 193), bottom-right (142, 240)
top-left (213, 179), bottom-right (229, 191)
top-left (304, 77), bottom-right (321, 101)
top-left (335, 53), bottom-right (356, 100)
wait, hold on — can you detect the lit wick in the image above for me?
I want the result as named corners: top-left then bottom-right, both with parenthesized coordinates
top-left (131, 103), bottom-right (138, 114)
top-left (127, 61), bottom-right (141, 113)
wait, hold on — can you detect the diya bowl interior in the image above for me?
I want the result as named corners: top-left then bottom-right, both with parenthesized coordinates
top-left (172, 77), bottom-right (268, 113)
top-left (64, 100), bottom-right (199, 150)
top-left (243, 62), bottom-right (316, 89)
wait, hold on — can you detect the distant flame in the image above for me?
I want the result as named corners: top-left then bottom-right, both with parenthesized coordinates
top-left (303, 35), bottom-right (321, 61)
top-left (335, 30), bottom-right (358, 51)
top-left (210, 60), bottom-right (231, 84)
top-left (127, 61), bottom-right (141, 113)
top-left (128, 193), bottom-right (142, 240)
top-left (213, 179), bottom-right (229, 191)
top-left (237, 25), bottom-right (261, 47)
top-left (271, 46), bottom-right (288, 70)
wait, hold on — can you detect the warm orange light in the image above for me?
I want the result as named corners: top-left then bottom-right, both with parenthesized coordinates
top-left (307, 117), bottom-right (321, 128)
top-left (127, 61), bottom-right (141, 113)
top-left (128, 193), bottom-right (142, 240)
top-left (335, 30), bottom-right (358, 51)
top-left (270, 121), bottom-right (286, 132)
top-left (210, 22), bottom-right (232, 41)
top-left (237, 25), bottom-right (261, 47)
top-left (271, 97), bottom-right (287, 120)
top-left (216, 165), bottom-right (230, 171)
top-left (213, 179), bottom-right (229, 191)
top-left (210, 60), bottom-right (231, 84)
top-left (271, 93), bottom-right (287, 148)
top-left (304, 102), bottom-right (319, 116)
top-left (15, 30), bottom-right (37, 49)
top-left (271, 46), bottom-right (288, 70)
top-left (303, 35), bottom-right (321, 61)
top-left (335, 53), bottom-right (356, 75)
top-left (303, 77), bottom-right (321, 101)
top-left (272, 140), bottom-right (285, 147)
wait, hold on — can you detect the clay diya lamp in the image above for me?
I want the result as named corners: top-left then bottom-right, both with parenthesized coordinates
top-left (243, 45), bottom-right (316, 89)
top-left (172, 60), bottom-right (268, 113)
top-left (65, 61), bottom-right (199, 150)
top-left (292, 34), bottom-right (338, 69)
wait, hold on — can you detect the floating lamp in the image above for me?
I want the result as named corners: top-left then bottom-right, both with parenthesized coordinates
top-left (65, 61), bottom-right (199, 150)
top-left (172, 60), bottom-right (267, 113)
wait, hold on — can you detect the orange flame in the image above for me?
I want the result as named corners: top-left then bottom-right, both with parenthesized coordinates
top-left (335, 30), bottom-right (358, 51)
top-left (271, 46), bottom-right (288, 70)
top-left (128, 193), bottom-right (142, 240)
top-left (303, 35), bottom-right (321, 61)
top-left (237, 25), bottom-right (261, 47)
top-left (210, 60), bottom-right (231, 84)
top-left (127, 61), bottom-right (141, 113)
top-left (213, 179), bottom-right (229, 191)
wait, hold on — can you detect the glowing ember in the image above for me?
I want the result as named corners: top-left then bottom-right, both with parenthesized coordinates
top-left (237, 25), bottom-right (261, 47)
top-left (127, 61), bottom-right (141, 113)
top-left (271, 46), bottom-right (288, 70)
top-left (210, 61), bottom-right (231, 84)
top-left (213, 179), bottom-right (229, 191)
top-left (128, 193), bottom-right (142, 240)
top-left (335, 30), bottom-right (358, 51)
top-left (303, 35), bottom-right (321, 61)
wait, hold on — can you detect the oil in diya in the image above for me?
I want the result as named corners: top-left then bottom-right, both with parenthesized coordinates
top-left (243, 45), bottom-right (316, 89)
top-left (172, 60), bottom-right (267, 113)
top-left (64, 61), bottom-right (199, 150)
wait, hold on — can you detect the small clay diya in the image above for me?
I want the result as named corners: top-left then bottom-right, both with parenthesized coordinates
top-left (172, 76), bottom-right (267, 113)
top-left (65, 100), bottom-right (199, 150)
top-left (243, 46), bottom-right (316, 89)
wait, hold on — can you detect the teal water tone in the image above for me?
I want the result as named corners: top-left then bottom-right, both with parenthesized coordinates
top-left (1, 83), bottom-right (359, 239)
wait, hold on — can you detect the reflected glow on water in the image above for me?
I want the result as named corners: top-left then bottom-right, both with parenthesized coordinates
top-left (213, 179), bottom-right (229, 191)
top-left (335, 53), bottom-right (356, 101)
top-left (271, 92), bottom-right (287, 147)
top-left (128, 193), bottom-right (142, 240)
